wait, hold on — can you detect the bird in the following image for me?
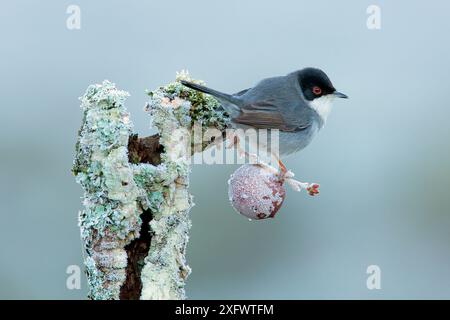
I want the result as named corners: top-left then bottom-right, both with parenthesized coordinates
top-left (180, 68), bottom-right (348, 194)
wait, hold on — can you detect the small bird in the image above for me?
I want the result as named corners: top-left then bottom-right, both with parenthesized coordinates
top-left (181, 68), bottom-right (347, 193)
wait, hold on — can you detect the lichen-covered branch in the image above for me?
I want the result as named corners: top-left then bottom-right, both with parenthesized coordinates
top-left (73, 72), bottom-right (229, 299)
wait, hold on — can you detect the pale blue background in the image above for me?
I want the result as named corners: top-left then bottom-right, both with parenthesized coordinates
top-left (0, 0), bottom-right (449, 299)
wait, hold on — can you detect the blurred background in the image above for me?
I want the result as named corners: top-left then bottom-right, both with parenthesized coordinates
top-left (0, 0), bottom-right (449, 299)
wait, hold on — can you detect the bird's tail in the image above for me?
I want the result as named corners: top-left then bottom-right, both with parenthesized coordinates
top-left (180, 80), bottom-right (241, 115)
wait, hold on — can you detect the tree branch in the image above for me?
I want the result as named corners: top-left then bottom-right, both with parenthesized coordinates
top-left (73, 73), bottom-right (228, 300)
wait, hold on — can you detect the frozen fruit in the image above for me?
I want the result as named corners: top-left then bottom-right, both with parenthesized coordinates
top-left (228, 164), bottom-right (286, 220)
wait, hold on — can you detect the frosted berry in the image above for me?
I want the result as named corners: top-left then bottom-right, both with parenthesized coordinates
top-left (228, 164), bottom-right (286, 220)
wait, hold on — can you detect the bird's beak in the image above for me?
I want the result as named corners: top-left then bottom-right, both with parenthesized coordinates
top-left (333, 91), bottom-right (348, 99)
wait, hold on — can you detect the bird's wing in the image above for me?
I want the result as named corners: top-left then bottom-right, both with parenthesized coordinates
top-left (232, 74), bottom-right (314, 131)
top-left (233, 100), bottom-right (311, 132)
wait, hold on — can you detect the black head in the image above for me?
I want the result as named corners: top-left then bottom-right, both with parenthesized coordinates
top-left (296, 68), bottom-right (348, 101)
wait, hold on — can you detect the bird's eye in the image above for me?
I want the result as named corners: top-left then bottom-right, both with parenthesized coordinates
top-left (312, 86), bottom-right (322, 95)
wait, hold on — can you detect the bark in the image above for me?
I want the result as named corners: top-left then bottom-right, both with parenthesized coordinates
top-left (128, 134), bottom-right (162, 166)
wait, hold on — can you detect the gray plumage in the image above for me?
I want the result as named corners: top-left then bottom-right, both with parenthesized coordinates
top-left (181, 68), bottom-right (347, 158)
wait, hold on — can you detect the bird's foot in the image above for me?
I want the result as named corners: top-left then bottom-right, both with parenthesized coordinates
top-left (256, 162), bottom-right (319, 195)
top-left (278, 170), bottom-right (320, 196)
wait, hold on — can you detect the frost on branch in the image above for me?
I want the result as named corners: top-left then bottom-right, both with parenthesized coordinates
top-left (73, 81), bottom-right (137, 299)
top-left (73, 73), bottom-right (229, 299)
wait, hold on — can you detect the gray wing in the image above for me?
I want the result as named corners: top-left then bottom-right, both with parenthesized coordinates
top-left (232, 75), bottom-right (315, 131)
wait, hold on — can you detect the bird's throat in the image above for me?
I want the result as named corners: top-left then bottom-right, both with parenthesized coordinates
top-left (309, 95), bottom-right (334, 123)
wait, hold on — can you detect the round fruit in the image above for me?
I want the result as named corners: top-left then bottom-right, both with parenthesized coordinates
top-left (228, 164), bottom-right (286, 220)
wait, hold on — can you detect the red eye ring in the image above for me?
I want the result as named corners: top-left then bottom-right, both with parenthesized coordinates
top-left (313, 86), bottom-right (322, 95)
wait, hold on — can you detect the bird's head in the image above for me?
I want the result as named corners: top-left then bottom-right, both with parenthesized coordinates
top-left (296, 67), bottom-right (348, 122)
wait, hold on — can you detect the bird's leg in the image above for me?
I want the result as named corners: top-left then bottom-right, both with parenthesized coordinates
top-left (226, 132), bottom-right (239, 149)
top-left (227, 133), bottom-right (260, 164)
top-left (227, 132), bottom-right (319, 196)
top-left (274, 156), bottom-right (320, 196)
top-left (278, 159), bottom-right (287, 175)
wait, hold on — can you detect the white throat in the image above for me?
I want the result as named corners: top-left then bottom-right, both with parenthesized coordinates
top-left (309, 94), bottom-right (335, 124)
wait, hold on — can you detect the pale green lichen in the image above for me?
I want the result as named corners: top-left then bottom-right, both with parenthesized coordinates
top-left (139, 70), bottom-right (230, 299)
top-left (74, 81), bottom-right (142, 299)
top-left (74, 81), bottom-right (140, 242)
top-left (74, 73), bottom-right (228, 300)
top-left (139, 73), bottom-right (197, 300)
top-left (132, 165), bottom-right (166, 212)
top-left (84, 256), bottom-right (116, 300)
top-left (146, 70), bottom-right (230, 152)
